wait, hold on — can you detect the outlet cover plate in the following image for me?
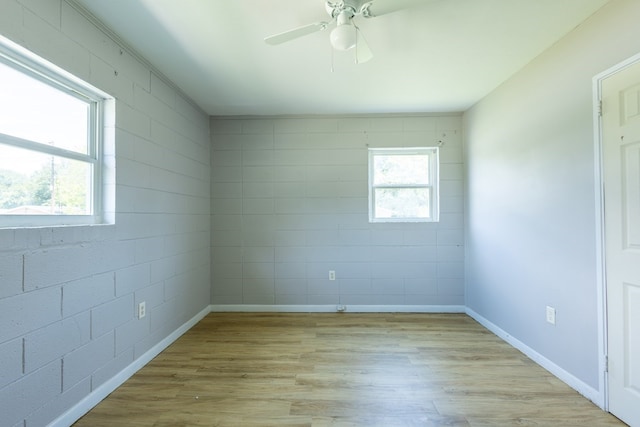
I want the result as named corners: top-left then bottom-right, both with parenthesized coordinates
top-left (546, 306), bottom-right (556, 325)
top-left (138, 301), bottom-right (146, 319)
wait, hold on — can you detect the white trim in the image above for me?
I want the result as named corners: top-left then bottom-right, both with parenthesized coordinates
top-left (592, 66), bottom-right (609, 412)
top-left (592, 51), bottom-right (640, 413)
top-left (0, 34), bottom-right (112, 227)
top-left (210, 304), bottom-right (466, 313)
top-left (0, 133), bottom-right (97, 163)
top-left (47, 305), bottom-right (212, 427)
top-left (466, 307), bottom-right (603, 407)
top-left (591, 51), bottom-right (640, 413)
top-left (368, 147), bottom-right (440, 223)
top-left (0, 34), bottom-right (110, 101)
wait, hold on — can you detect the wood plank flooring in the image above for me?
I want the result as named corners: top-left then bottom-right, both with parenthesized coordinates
top-left (74, 313), bottom-right (626, 426)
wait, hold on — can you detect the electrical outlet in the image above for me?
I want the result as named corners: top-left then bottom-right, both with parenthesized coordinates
top-left (546, 306), bottom-right (556, 325)
top-left (138, 301), bottom-right (146, 319)
top-left (329, 270), bottom-right (336, 281)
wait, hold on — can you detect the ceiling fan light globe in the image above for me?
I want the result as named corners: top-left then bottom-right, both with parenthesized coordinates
top-left (330, 24), bottom-right (357, 51)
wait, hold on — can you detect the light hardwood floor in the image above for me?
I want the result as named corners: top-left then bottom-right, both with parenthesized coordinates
top-left (74, 313), bottom-right (625, 426)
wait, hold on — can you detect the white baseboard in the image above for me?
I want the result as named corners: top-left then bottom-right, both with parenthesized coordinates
top-left (210, 304), bottom-right (467, 313)
top-left (49, 304), bottom-right (602, 427)
top-left (48, 305), bottom-right (212, 427)
top-left (465, 307), bottom-right (604, 407)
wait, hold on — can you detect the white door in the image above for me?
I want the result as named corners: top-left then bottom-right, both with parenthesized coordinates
top-left (602, 59), bottom-right (640, 426)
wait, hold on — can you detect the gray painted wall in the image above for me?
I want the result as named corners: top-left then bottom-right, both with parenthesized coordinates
top-left (0, 1), bottom-right (210, 425)
top-left (464, 0), bottom-right (640, 391)
top-left (5, 0), bottom-right (636, 423)
top-left (210, 116), bottom-right (464, 307)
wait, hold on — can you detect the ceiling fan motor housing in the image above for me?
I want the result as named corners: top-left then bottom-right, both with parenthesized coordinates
top-left (325, 0), bottom-right (367, 18)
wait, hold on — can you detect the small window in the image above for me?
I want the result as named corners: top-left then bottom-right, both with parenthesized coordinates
top-left (368, 147), bottom-right (439, 222)
top-left (0, 36), bottom-right (111, 227)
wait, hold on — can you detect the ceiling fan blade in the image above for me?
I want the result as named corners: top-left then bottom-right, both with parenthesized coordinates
top-left (355, 28), bottom-right (373, 64)
top-left (264, 22), bottom-right (329, 45)
top-left (361, 0), bottom-right (427, 18)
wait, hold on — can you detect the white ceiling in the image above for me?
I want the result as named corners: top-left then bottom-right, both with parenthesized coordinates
top-left (73, 0), bottom-right (609, 116)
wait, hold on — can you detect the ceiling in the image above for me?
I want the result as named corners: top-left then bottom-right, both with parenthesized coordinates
top-left (73, 0), bottom-right (609, 116)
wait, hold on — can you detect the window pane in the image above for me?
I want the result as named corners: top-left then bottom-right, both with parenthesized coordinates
top-left (374, 187), bottom-right (430, 219)
top-left (373, 154), bottom-right (429, 185)
top-left (0, 144), bottom-right (92, 215)
top-left (0, 60), bottom-right (89, 154)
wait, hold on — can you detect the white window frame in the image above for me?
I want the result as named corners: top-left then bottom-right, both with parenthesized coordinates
top-left (0, 36), bottom-right (112, 228)
top-left (368, 147), bottom-right (439, 223)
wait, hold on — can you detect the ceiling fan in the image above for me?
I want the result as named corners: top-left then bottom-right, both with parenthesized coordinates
top-left (264, 0), bottom-right (427, 64)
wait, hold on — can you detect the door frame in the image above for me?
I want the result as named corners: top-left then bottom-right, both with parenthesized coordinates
top-left (593, 51), bottom-right (640, 412)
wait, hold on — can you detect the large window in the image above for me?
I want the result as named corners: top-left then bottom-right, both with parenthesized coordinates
top-left (0, 37), bottom-right (111, 227)
top-left (368, 147), bottom-right (439, 222)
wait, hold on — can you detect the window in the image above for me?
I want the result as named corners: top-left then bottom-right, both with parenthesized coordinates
top-left (368, 147), bottom-right (439, 222)
top-left (0, 36), bottom-right (112, 227)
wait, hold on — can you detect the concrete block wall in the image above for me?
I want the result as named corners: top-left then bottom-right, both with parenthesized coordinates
top-left (210, 116), bottom-right (464, 307)
top-left (0, 1), bottom-right (210, 425)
